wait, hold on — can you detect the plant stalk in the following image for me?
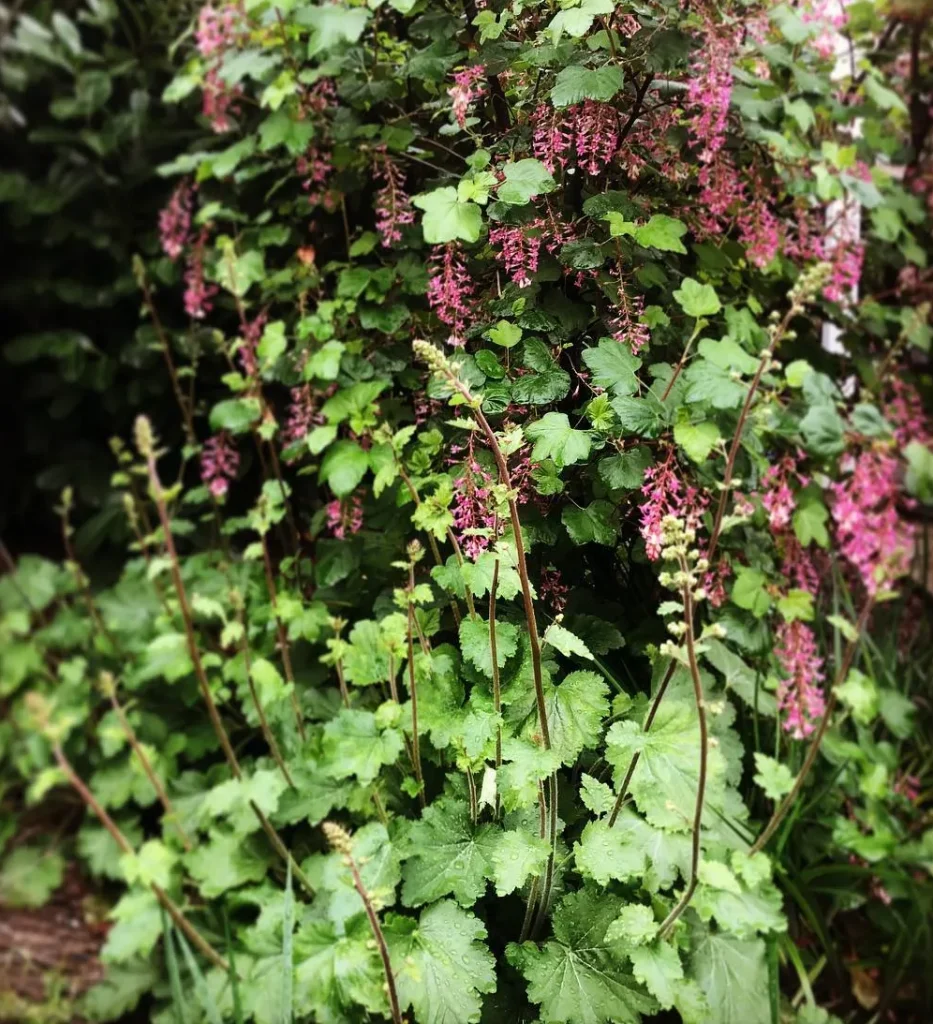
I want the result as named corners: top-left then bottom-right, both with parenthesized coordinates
top-left (750, 599), bottom-right (874, 855)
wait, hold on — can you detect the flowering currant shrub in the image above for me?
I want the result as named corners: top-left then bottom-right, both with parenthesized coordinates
top-left (2, 2), bottom-right (933, 1023)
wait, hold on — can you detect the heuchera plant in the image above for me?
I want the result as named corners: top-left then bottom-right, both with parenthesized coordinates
top-left (2, 1), bottom-right (933, 1023)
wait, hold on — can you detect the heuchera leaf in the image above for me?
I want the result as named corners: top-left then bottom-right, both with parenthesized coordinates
top-left (400, 796), bottom-right (498, 906)
top-left (507, 888), bottom-right (658, 1024)
top-left (385, 900), bottom-right (496, 1024)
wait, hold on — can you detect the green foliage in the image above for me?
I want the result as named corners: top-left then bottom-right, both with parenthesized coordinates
top-left (2, 1), bottom-right (932, 1023)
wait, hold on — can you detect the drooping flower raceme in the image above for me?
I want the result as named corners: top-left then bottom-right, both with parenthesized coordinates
top-left (488, 224), bottom-right (541, 289)
top-left (426, 244), bottom-right (475, 347)
top-left (831, 448), bottom-right (916, 595)
top-left (685, 11), bottom-right (742, 162)
top-left (448, 66), bottom-right (486, 128)
top-left (639, 450), bottom-right (707, 561)
top-left (183, 229), bottom-right (218, 320)
top-left (200, 432), bottom-right (239, 497)
top-left (775, 619), bottom-right (826, 739)
top-left (326, 495), bottom-right (364, 539)
top-left (159, 179), bottom-right (194, 261)
top-left (374, 150), bottom-right (415, 248)
top-left (195, 4), bottom-right (245, 132)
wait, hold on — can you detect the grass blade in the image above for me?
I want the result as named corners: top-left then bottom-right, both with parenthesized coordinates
top-left (224, 909), bottom-right (244, 1024)
top-left (161, 906), bottom-right (187, 1024)
top-left (176, 921), bottom-right (224, 1024)
top-left (281, 858), bottom-right (294, 1024)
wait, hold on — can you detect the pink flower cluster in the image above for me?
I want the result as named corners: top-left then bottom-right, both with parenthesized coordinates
top-left (374, 151), bottom-right (415, 248)
top-left (282, 384), bottom-right (321, 454)
top-left (448, 66), bottom-right (486, 128)
top-left (237, 311), bottom-right (267, 376)
top-left (159, 180), bottom-right (194, 260)
top-left (195, 4), bottom-right (245, 132)
top-left (183, 229), bottom-right (218, 319)
top-left (201, 432), bottom-right (239, 497)
top-left (575, 101), bottom-right (620, 176)
top-left (608, 269), bottom-right (649, 355)
top-left (639, 450), bottom-right (707, 560)
top-left (426, 244), bottom-right (475, 347)
top-left (685, 12), bottom-right (742, 163)
top-left (531, 104), bottom-right (574, 174)
top-left (451, 454), bottom-right (497, 561)
top-left (531, 102), bottom-right (619, 176)
top-left (800, 0), bottom-right (850, 60)
top-left (885, 378), bottom-right (931, 448)
top-left (823, 242), bottom-right (864, 304)
top-left (298, 146), bottom-right (336, 211)
top-left (775, 619), bottom-right (826, 739)
top-left (760, 454), bottom-right (808, 531)
top-left (831, 448), bottom-right (916, 595)
top-left (488, 224), bottom-right (541, 289)
top-left (326, 495), bottom-right (364, 539)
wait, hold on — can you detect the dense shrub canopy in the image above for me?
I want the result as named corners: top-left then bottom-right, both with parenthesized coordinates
top-left (1, 2), bottom-right (932, 1023)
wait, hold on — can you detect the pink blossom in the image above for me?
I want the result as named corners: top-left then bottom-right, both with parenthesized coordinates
top-left (326, 495), bottom-right (364, 539)
top-left (885, 379), bottom-right (931, 448)
top-left (823, 242), bottom-right (864, 304)
top-left (608, 270), bottom-right (649, 355)
top-left (775, 619), bottom-right (826, 739)
top-left (426, 244), bottom-right (475, 347)
top-left (739, 198), bottom-right (782, 268)
top-left (703, 559), bottom-right (731, 608)
top-left (540, 568), bottom-right (568, 614)
top-left (282, 385), bottom-right (320, 453)
top-left (759, 455), bottom-right (802, 531)
top-left (451, 456), bottom-right (497, 561)
top-left (448, 66), bottom-right (486, 128)
top-left (831, 448), bottom-right (916, 594)
top-left (374, 150), bottom-right (415, 248)
top-left (639, 450), bottom-right (707, 560)
top-left (782, 537), bottom-right (823, 596)
top-left (159, 180), bottom-right (194, 261)
top-left (685, 14), bottom-right (741, 163)
top-left (575, 101), bottom-right (619, 175)
top-left (489, 224), bottom-right (541, 288)
top-left (183, 229), bottom-right (217, 319)
top-left (297, 146), bottom-right (335, 210)
top-left (201, 432), bottom-right (239, 497)
top-left (532, 104), bottom-right (575, 173)
top-left (202, 69), bottom-right (241, 133)
top-left (237, 311), bottom-right (267, 376)
top-left (195, 3), bottom-right (243, 59)
top-left (800, 0), bottom-right (850, 60)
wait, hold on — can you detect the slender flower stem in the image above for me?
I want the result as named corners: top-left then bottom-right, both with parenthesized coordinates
top-left (105, 682), bottom-right (193, 850)
top-left (397, 462), bottom-right (468, 621)
top-left (141, 435), bottom-right (313, 895)
top-left (144, 453), bottom-right (242, 778)
top-left (238, 610), bottom-right (295, 789)
top-left (406, 567), bottom-right (425, 808)
top-left (466, 768), bottom-right (478, 824)
top-left (458, 395), bottom-right (550, 752)
top-left (750, 600), bottom-right (874, 855)
top-left (59, 496), bottom-right (119, 653)
top-left (608, 661), bottom-right (676, 828)
top-left (53, 743), bottom-right (228, 973)
top-left (444, 373), bottom-right (558, 925)
top-left (261, 535), bottom-right (306, 741)
top-left (609, 286), bottom-right (820, 821)
top-left (658, 570), bottom-right (708, 938)
top-left (323, 823), bottom-right (403, 1024)
top-left (135, 259), bottom-right (196, 447)
top-left (489, 555), bottom-right (502, 783)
